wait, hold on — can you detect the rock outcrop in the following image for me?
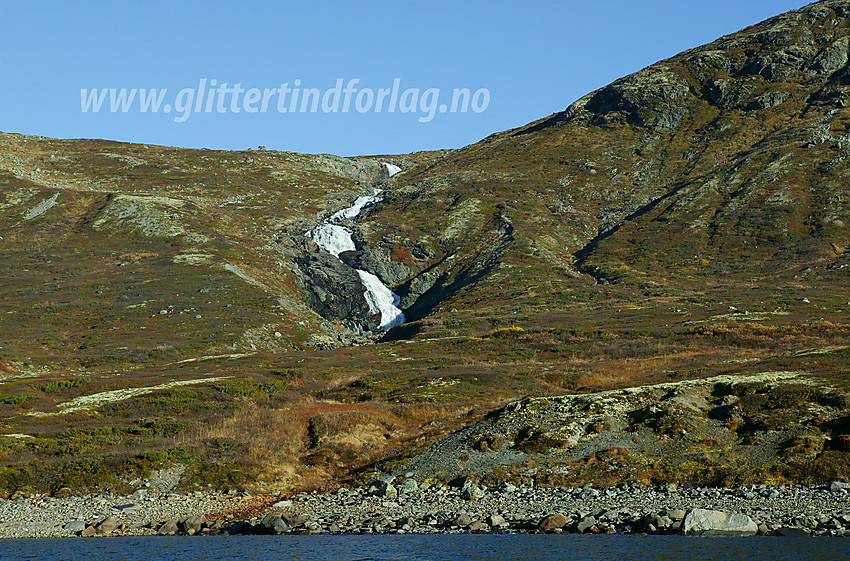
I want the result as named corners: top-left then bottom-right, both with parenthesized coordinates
top-left (295, 251), bottom-right (372, 323)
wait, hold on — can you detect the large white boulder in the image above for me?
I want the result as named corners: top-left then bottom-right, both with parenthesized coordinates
top-left (681, 508), bottom-right (758, 536)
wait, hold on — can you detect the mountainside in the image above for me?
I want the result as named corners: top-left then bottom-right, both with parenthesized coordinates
top-left (366, 0), bottom-right (850, 335)
top-left (1, 0), bottom-right (850, 496)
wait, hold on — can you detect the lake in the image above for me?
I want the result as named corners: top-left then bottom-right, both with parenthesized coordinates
top-left (3, 534), bottom-right (848, 561)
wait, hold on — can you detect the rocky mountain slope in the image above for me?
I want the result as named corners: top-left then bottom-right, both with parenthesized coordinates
top-left (0, 0), bottom-right (849, 496)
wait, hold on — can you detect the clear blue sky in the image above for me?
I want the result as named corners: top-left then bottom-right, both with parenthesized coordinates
top-left (2, 0), bottom-right (806, 156)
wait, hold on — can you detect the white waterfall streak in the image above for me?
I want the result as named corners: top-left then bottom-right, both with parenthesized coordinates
top-left (309, 223), bottom-right (356, 257)
top-left (357, 270), bottom-right (406, 330)
top-left (383, 163), bottom-right (402, 177)
top-left (307, 167), bottom-right (406, 330)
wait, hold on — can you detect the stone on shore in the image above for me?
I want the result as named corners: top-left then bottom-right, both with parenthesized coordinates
top-left (157, 519), bottom-right (179, 536)
top-left (282, 512), bottom-right (308, 528)
top-left (64, 521), bottom-right (87, 533)
top-left (95, 515), bottom-right (119, 536)
top-left (451, 513), bottom-right (474, 528)
top-left (261, 514), bottom-right (290, 534)
top-left (576, 515), bottom-right (598, 533)
top-left (777, 527), bottom-right (810, 537)
top-left (461, 484), bottom-right (485, 500)
top-left (681, 508), bottom-right (758, 536)
top-left (401, 479), bottom-right (419, 493)
top-left (181, 514), bottom-right (206, 535)
top-left (379, 483), bottom-right (398, 500)
top-left (538, 514), bottom-right (568, 531)
top-left (665, 509), bottom-right (686, 521)
top-left (488, 513), bottom-right (507, 527)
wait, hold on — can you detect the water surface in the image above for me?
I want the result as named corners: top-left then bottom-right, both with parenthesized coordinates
top-left (4, 534), bottom-right (849, 561)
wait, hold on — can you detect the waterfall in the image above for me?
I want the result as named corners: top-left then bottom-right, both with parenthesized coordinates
top-left (307, 165), bottom-right (406, 330)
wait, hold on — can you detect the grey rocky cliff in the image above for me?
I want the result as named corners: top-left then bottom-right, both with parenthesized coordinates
top-left (552, 1), bottom-right (850, 131)
top-left (292, 154), bottom-right (391, 185)
top-left (295, 249), bottom-right (372, 323)
top-left (338, 238), bottom-right (411, 288)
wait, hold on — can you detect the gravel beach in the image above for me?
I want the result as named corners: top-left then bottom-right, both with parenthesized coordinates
top-left (4, 479), bottom-right (850, 539)
top-left (0, 490), bottom-right (246, 539)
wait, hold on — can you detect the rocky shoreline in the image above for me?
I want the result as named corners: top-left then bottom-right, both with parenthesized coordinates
top-left (3, 478), bottom-right (850, 539)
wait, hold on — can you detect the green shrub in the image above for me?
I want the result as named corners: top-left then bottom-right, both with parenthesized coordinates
top-left (32, 379), bottom-right (87, 392)
top-left (0, 393), bottom-right (37, 405)
top-left (214, 379), bottom-right (257, 398)
top-left (260, 380), bottom-right (289, 394)
top-left (138, 389), bottom-right (198, 405)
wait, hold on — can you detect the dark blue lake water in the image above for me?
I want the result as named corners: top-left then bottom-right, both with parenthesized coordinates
top-left (2, 534), bottom-right (848, 561)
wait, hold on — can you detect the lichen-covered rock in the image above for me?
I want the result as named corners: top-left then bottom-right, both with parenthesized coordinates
top-left (681, 508), bottom-right (758, 536)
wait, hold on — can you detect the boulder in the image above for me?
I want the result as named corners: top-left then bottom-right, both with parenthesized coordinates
top-left (379, 483), bottom-right (398, 499)
top-left (157, 519), bottom-right (179, 536)
top-left (829, 481), bottom-right (849, 492)
top-left (95, 515), bottom-right (119, 536)
top-left (681, 508), bottom-right (758, 536)
top-left (400, 479), bottom-right (419, 493)
top-left (303, 520), bottom-right (322, 533)
top-left (665, 509), bottom-right (687, 521)
top-left (64, 520), bottom-right (88, 533)
top-left (295, 252), bottom-right (371, 322)
top-left (181, 515), bottom-right (206, 535)
top-left (282, 512), bottom-right (308, 527)
top-left (638, 513), bottom-right (672, 533)
top-left (461, 484), bottom-right (484, 500)
top-left (488, 513), bottom-right (507, 527)
top-left (80, 525), bottom-right (97, 537)
top-left (538, 514), bottom-right (568, 531)
top-left (451, 513), bottom-right (474, 528)
top-left (260, 514), bottom-right (290, 534)
top-left (226, 520), bottom-right (256, 535)
top-left (576, 515), bottom-right (598, 533)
